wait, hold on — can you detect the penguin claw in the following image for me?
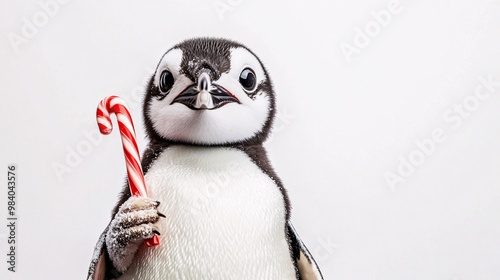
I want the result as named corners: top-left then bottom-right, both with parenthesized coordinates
top-left (106, 196), bottom-right (165, 274)
top-left (118, 197), bottom-right (161, 213)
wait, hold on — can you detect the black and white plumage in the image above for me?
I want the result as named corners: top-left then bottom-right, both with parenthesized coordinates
top-left (87, 38), bottom-right (323, 280)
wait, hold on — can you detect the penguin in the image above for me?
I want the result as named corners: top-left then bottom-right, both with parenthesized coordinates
top-left (87, 37), bottom-right (323, 280)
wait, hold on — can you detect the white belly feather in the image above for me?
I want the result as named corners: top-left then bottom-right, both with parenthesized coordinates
top-left (118, 146), bottom-right (296, 280)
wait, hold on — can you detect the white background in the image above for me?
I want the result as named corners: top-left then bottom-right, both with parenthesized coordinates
top-left (1, 0), bottom-right (500, 279)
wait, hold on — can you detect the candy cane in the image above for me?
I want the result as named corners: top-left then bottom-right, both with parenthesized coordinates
top-left (96, 95), bottom-right (159, 247)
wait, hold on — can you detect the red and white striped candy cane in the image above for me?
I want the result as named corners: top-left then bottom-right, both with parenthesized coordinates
top-left (96, 95), bottom-right (159, 247)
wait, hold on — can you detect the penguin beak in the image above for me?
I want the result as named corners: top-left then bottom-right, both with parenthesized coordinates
top-left (171, 72), bottom-right (240, 110)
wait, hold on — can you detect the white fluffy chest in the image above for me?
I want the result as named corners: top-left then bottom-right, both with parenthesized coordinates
top-left (118, 146), bottom-right (296, 280)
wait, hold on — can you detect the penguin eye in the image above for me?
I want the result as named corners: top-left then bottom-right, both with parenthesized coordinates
top-left (239, 68), bottom-right (257, 92)
top-left (159, 70), bottom-right (174, 93)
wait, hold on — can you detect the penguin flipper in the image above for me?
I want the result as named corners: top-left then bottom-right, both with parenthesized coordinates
top-left (288, 222), bottom-right (324, 280)
top-left (86, 224), bottom-right (109, 280)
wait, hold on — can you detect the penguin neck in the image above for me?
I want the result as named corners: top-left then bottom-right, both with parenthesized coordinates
top-left (147, 138), bottom-right (266, 150)
top-left (149, 140), bottom-right (290, 220)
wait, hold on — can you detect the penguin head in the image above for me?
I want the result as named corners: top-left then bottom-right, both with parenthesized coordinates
top-left (143, 38), bottom-right (275, 146)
